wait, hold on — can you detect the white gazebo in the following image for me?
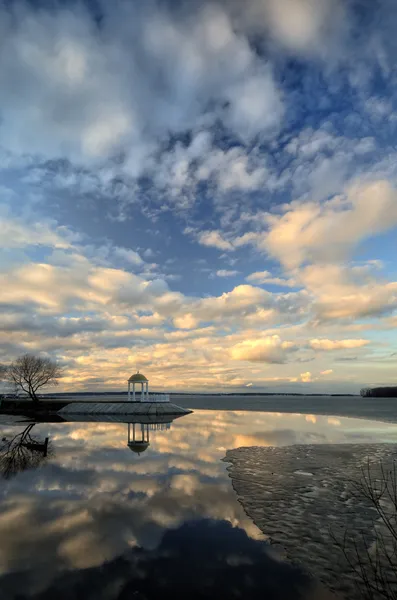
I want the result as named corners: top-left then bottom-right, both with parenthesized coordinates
top-left (128, 372), bottom-right (149, 402)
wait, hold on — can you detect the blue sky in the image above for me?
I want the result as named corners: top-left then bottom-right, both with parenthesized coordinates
top-left (1, 0), bottom-right (397, 393)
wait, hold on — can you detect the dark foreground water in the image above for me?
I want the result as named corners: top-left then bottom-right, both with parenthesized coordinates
top-left (1, 410), bottom-right (397, 600)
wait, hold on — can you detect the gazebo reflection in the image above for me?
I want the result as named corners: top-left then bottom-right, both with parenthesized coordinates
top-left (58, 411), bottom-right (182, 457)
top-left (127, 422), bottom-right (149, 454)
top-left (127, 421), bottom-right (171, 455)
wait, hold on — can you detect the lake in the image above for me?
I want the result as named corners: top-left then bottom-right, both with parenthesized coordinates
top-left (50, 394), bottom-right (397, 423)
top-left (1, 407), bottom-right (397, 599)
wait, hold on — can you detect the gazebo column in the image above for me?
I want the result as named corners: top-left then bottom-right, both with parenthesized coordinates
top-left (139, 423), bottom-right (149, 443)
top-left (128, 373), bottom-right (149, 403)
top-left (128, 423), bottom-right (136, 443)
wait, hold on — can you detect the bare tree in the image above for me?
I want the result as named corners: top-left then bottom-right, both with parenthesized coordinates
top-left (5, 354), bottom-right (62, 404)
top-left (333, 460), bottom-right (397, 599)
top-left (0, 424), bottom-right (53, 479)
top-left (0, 365), bottom-right (7, 399)
top-left (360, 388), bottom-right (372, 397)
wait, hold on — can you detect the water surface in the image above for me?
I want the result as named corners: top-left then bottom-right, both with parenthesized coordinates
top-left (0, 410), bottom-right (396, 599)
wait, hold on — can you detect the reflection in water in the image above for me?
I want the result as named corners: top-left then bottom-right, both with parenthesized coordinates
top-left (0, 424), bottom-right (52, 480)
top-left (6, 520), bottom-right (324, 600)
top-left (0, 410), bottom-right (395, 598)
top-left (127, 422), bottom-right (170, 454)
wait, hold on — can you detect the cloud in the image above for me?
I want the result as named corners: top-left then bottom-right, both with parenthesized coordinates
top-left (246, 271), bottom-right (297, 287)
top-left (301, 264), bottom-right (397, 322)
top-left (310, 339), bottom-right (369, 351)
top-left (320, 369), bottom-right (333, 376)
top-left (300, 371), bottom-right (312, 382)
top-left (222, 67), bottom-right (283, 141)
top-left (152, 134), bottom-right (269, 209)
top-left (192, 179), bottom-right (397, 272)
top-left (216, 270), bottom-right (239, 277)
top-left (197, 230), bottom-right (234, 251)
top-left (0, 252), bottom-right (167, 316)
top-left (0, 212), bottom-right (80, 250)
top-left (112, 247), bottom-right (143, 266)
top-left (0, 208), bottom-right (393, 393)
top-left (0, 0), bottom-right (283, 170)
top-left (0, 3), bottom-right (136, 163)
top-left (239, 0), bottom-right (346, 55)
top-left (171, 285), bottom-right (309, 329)
top-left (230, 335), bottom-right (296, 363)
top-left (3, 1), bottom-right (397, 394)
top-left (172, 314), bottom-right (199, 330)
top-left (246, 270), bottom-right (272, 282)
top-left (263, 181), bottom-right (397, 269)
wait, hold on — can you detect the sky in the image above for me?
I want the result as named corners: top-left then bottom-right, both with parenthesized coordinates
top-left (1, 0), bottom-right (397, 393)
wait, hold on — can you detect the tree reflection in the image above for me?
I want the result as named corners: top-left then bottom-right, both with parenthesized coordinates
top-left (0, 424), bottom-right (53, 479)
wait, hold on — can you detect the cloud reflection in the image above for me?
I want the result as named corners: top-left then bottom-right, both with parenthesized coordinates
top-left (0, 410), bottom-right (395, 597)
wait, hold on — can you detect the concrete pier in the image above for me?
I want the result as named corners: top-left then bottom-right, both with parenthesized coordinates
top-left (58, 413), bottom-right (186, 424)
top-left (58, 401), bottom-right (191, 417)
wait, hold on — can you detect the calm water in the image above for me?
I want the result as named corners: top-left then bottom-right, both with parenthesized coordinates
top-left (1, 410), bottom-right (397, 599)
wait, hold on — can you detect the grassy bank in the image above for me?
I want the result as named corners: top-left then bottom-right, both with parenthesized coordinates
top-left (0, 399), bottom-right (69, 415)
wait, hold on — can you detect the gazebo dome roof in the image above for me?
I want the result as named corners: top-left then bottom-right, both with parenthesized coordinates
top-left (127, 441), bottom-right (149, 454)
top-left (128, 372), bottom-right (148, 382)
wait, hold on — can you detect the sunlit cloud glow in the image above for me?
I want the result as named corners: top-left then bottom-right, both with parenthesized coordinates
top-left (1, 0), bottom-right (397, 393)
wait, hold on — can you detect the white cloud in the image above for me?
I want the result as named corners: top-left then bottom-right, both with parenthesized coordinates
top-left (173, 314), bottom-right (199, 330)
top-left (246, 270), bottom-right (272, 282)
top-left (0, 254), bottom-right (166, 316)
top-left (192, 180), bottom-right (397, 269)
top-left (310, 339), bottom-right (369, 351)
top-left (197, 230), bottom-right (234, 251)
top-left (175, 285), bottom-right (269, 326)
top-left (0, 0), bottom-right (283, 170)
top-left (320, 369), bottom-right (333, 376)
top-left (301, 264), bottom-right (397, 321)
top-left (241, 0), bottom-right (346, 55)
top-left (246, 271), bottom-right (297, 287)
top-left (0, 219), bottom-right (393, 390)
top-left (149, 133), bottom-right (270, 211)
top-left (168, 284), bottom-right (310, 332)
top-left (263, 180), bottom-right (397, 269)
top-left (230, 335), bottom-right (296, 363)
top-left (216, 270), bottom-right (239, 277)
top-left (0, 212), bottom-right (80, 249)
top-left (3, 2), bottom-right (397, 394)
top-left (223, 68), bottom-right (283, 140)
top-left (300, 371), bottom-right (312, 382)
top-left (112, 247), bottom-right (143, 266)
top-left (196, 141), bottom-right (268, 192)
top-left (0, 5), bottom-right (137, 162)
top-left (143, 248), bottom-right (155, 259)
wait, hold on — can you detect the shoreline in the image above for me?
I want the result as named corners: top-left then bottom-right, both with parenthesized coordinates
top-left (175, 394), bottom-right (397, 423)
top-left (1, 394), bottom-right (397, 424)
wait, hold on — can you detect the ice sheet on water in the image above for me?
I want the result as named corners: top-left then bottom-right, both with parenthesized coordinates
top-left (224, 443), bottom-right (397, 599)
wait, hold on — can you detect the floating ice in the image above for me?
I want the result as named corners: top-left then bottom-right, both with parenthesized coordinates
top-left (224, 443), bottom-right (397, 599)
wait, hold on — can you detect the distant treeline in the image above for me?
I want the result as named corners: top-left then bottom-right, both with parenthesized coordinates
top-left (43, 391), bottom-right (357, 398)
top-left (360, 387), bottom-right (397, 397)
